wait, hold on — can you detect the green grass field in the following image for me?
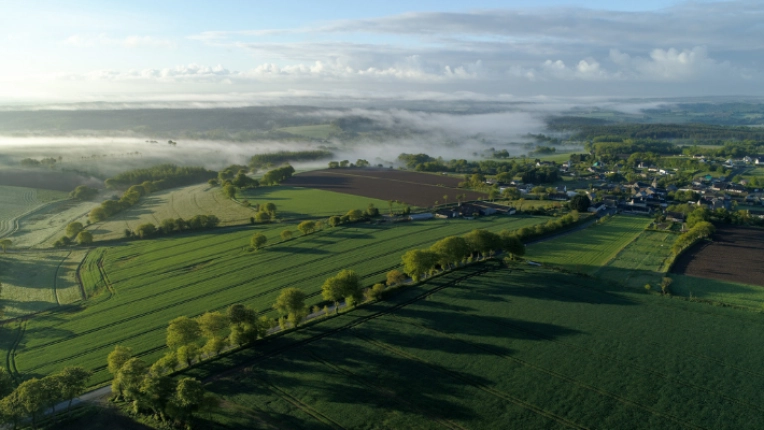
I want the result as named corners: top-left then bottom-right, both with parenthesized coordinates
top-left (181, 262), bottom-right (764, 430)
top-left (12, 215), bottom-right (550, 386)
top-left (525, 216), bottom-right (650, 274)
top-left (0, 250), bottom-right (84, 320)
top-left (595, 230), bottom-right (676, 288)
top-left (237, 186), bottom-right (396, 219)
top-left (8, 198), bottom-right (99, 248)
top-left (273, 124), bottom-right (339, 140)
top-left (669, 274), bottom-right (764, 310)
top-left (0, 186), bottom-right (67, 238)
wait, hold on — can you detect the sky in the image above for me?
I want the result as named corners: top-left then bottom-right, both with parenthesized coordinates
top-left (0, 0), bottom-right (761, 105)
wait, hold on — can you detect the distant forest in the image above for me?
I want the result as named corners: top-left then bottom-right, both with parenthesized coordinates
top-left (549, 121), bottom-right (764, 142)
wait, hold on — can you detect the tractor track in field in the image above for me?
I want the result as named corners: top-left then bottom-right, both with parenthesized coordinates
top-left (254, 377), bottom-right (348, 430)
top-left (394, 317), bottom-right (709, 430)
top-left (306, 348), bottom-right (468, 430)
top-left (6, 320), bottom-right (26, 382)
top-left (204, 264), bottom-right (495, 383)
top-left (352, 331), bottom-right (589, 430)
top-left (51, 251), bottom-right (72, 306)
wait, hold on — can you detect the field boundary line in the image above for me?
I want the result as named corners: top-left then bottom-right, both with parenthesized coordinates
top-left (50, 251), bottom-right (71, 306)
top-left (352, 331), bottom-right (588, 430)
top-left (306, 348), bottom-right (468, 430)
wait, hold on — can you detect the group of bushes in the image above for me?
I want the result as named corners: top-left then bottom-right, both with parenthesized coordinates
top-left (671, 221), bottom-right (715, 255)
top-left (249, 202), bottom-right (277, 224)
top-left (54, 222), bottom-right (93, 247)
top-left (512, 211), bottom-right (580, 241)
top-left (126, 214), bottom-right (221, 239)
top-left (89, 182), bottom-right (159, 223)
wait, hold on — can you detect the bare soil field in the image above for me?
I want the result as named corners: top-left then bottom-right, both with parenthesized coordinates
top-left (284, 168), bottom-right (485, 207)
top-left (671, 225), bottom-right (764, 287)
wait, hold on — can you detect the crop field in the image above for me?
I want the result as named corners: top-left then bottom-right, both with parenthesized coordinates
top-left (237, 186), bottom-right (398, 219)
top-left (12, 215), bottom-right (550, 385)
top-left (89, 183), bottom-right (257, 241)
top-left (185, 262), bottom-right (764, 430)
top-left (8, 198), bottom-right (99, 248)
top-left (595, 230), bottom-right (676, 288)
top-left (671, 225), bottom-right (764, 287)
top-left (0, 250), bottom-right (85, 320)
top-left (284, 169), bottom-right (485, 207)
top-left (525, 216), bottom-right (650, 274)
top-left (0, 185), bottom-right (67, 238)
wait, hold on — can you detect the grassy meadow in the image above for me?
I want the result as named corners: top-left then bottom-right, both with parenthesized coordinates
top-left (12, 215), bottom-right (550, 386)
top-left (595, 230), bottom-right (676, 288)
top-left (669, 274), bottom-right (764, 310)
top-left (525, 216), bottom-right (650, 274)
top-left (0, 185), bottom-right (67, 238)
top-left (183, 262), bottom-right (764, 430)
top-left (8, 198), bottom-right (99, 248)
top-left (0, 250), bottom-right (85, 320)
top-left (237, 186), bottom-right (396, 219)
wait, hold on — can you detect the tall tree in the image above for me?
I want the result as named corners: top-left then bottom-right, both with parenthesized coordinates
top-left (401, 249), bottom-right (439, 281)
top-left (464, 229), bottom-right (502, 258)
top-left (107, 345), bottom-right (132, 375)
top-left (273, 288), bottom-right (307, 326)
top-left (0, 239), bottom-right (11, 253)
top-left (297, 220), bottom-right (316, 235)
top-left (65, 222), bottom-right (84, 238)
top-left (173, 378), bottom-right (205, 426)
top-left (56, 366), bottom-right (91, 417)
top-left (250, 233), bottom-right (267, 250)
top-left (15, 378), bottom-right (46, 429)
top-left (197, 311), bottom-right (229, 340)
top-left (77, 230), bottom-right (94, 245)
top-left (386, 269), bottom-right (406, 286)
top-left (430, 236), bottom-right (469, 269)
top-left (166, 316), bottom-right (201, 349)
top-left (280, 229), bottom-right (293, 241)
top-left (321, 269), bottom-right (362, 310)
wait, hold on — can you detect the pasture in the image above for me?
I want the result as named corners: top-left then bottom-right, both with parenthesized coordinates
top-left (12, 215), bottom-right (550, 386)
top-left (0, 250), bottom-right (84, 320)
top-left (8, 198), bottom-right (99, 248)
top-left (668, 274), bottom-right (764, 310)
top-left (186, 262), bottom-right (764, 430)
top-left (0, 185), bottom-right (67, 238)
top-left (236, 186), bottom-right (394, 219)
top-left (525, 215), bottom-right (650, 274)
top-left (595, 230), bottom-right (675, 288)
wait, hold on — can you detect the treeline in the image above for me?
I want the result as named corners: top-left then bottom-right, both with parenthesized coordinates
top-left (89, 182), bottom-right (159, 223)
top-left (587, 140), bottom-right (681, 157)
top-left (249, 150), bottom-right (333, 169)
top-left (328, 159), bottom-right (370, 168)
top-left (127, 215), bottom-right (220, 239)
top-left (260, 165), bottom-right (295, 185)
top-left (20, 157), bottom-right (58, 168)
top-left (54, 222), bottom-right (93, 247)
top-left (0, 366), bottom-right (91, 429)
top-left (671, 221), bottom-right (715, 255)
top-left (397, 153), bottom-right (561, 182)
top-left (104, 164), bottom-right (215, 190)
top-left (554, 122), bottom-right (764, 141)
top-left (681, 140), bottom-right (764, 158)
top-left (401, 211), bottom-right (580, 281)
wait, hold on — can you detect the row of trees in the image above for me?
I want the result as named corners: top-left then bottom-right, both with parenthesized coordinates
top-left (327, 159), bottom-right (370, 169)
top-left (104, 164), bottom-right (215, 190)
top-left (671, 221), bottom-right (716, 255)
top-left (68, 185), bottom-right (98, 201)
top-left (260, 165), bottom-right (295, 185)
top-left (128, 215), bottom-right (221, 239)
top-left (89, 181), bottom-right (159, 223)
top-left (0, 366), bottom-right (91, 429)
top-left (20, 158), bottom-right (57, 168)
top-left (53, 222), bottom-right (93, 247)
top-left (107, 346), bottom-right (216, 427)
top-left (249, 150), bottom-right (332, 169)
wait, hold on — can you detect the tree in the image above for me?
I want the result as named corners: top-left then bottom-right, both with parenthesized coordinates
top-left (321, 269), bottom-right (361, 311)
top-left (386, 269), bottom-right (406, 286)
top-left (401, 249), bottom-right (439, 281)
top-left (136, 223), bottom-right (157, 238)
top-left (255, 211), bottom-right (270, 223)
top-left (69, 185), bottom-right (98, 201)
top-left (107, 345), bottom-right (133, 375)
top-left (280, 229), bottom-right (293, 241)
top-left (297, 220), bottom-right (316, 235)
top-left (56, 366), bottom-right (91, 417)
top-left (227, 304), bottom-right (256, 330)
top-left (167, 316), bottom-right (201, 349)
top-left (15, 378), bottom-right (46, 429)
top-left (570, 194), bottom-right (591, 212)
top-left (430, 236), bottom-right (469, 269)
top-left (0, 390), bottom-right (24, 430)
top-left (346, 209), bottom-right (364, 222)
top-left (365, 283), bottom-right (386, 301)
top-left (0, 367), bottom-right (12, 398)
top-left (176, 344), bottom-right (199, 367)
top-left (77, 230), bottom-right (93, 245)
top-left (515, 198), bottom-right (526, 211)
top-left (150, 352), bottom-right (179, 376)
top-left (197, 311), bottom-right (229, 340)
top-left (174, 378), bottom-right (205, 425)
top-left (139, 372), bottom-right (174, 421)
top-left (0, 239), bottom-right (11, 253)
top-left (328, 215), bottom-right (341, 227)
top-left (328, 161), bottom-right (340, 169)
top-left (161, 218), bottom-right (177, 233)
top-left (464, 229), bottom-right (502, 258)
top-left (222, 184), bottom-right (236, 199)
top-left (65, 222), bottom-right (84, 238)
top-left (273, 288), bottom-right (307, 326)
top-left (502, 187), bottom-right (521, 200)
top-left (365, 204), bottom-right (379, 217)
top-left (500, 232), bottom-right (525, 259)
top-left (660, 277), bottom-right (673, 296)
top-left (250, 233), bottom-right (267, 251)
top-left (113, 357), bottom-right (148, 401)
top-left (262, 202), bottom-right (277, 217)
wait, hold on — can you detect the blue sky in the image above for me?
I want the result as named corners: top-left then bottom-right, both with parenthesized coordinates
top-left (0, 0), bottom-right (759, 104)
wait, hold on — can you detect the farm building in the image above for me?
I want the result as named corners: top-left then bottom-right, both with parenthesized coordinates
top-left (408, 213), bottom-right (434, 221)
top-left (434, 208), bottom-right (458, 219)
top-left (665, 211), bottom-right (686, 223)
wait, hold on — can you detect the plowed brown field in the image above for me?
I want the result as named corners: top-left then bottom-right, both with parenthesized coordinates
top-left (671, 225), bottom-right (764, 287)
top-left (284, 168), bottom-right (485, 207)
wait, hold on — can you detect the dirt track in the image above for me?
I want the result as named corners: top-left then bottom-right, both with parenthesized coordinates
top-left (671, 225), bottom-right (764, 287)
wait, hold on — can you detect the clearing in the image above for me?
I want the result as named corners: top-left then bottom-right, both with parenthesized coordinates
top-left (183, 262), bottom-right (764, 430)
